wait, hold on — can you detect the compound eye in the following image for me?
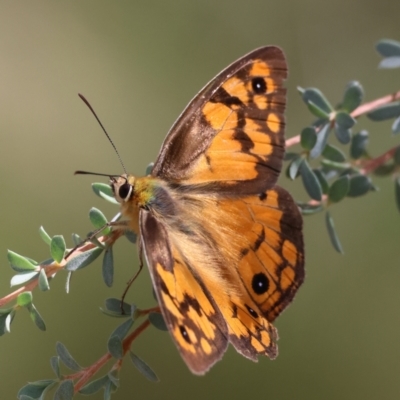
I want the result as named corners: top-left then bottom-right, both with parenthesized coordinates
top-left (118, 183), bottom-right (132, 200)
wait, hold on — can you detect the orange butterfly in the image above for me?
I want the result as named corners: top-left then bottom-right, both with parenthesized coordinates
top-left (110, 46), bottom-right (304, 374)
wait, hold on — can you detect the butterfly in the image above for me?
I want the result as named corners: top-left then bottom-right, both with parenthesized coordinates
top-left (110, 46), bottom-right (304, 374)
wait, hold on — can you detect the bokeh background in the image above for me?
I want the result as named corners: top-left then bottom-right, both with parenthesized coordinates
top-left (1, 1), bottom-right (399, 399)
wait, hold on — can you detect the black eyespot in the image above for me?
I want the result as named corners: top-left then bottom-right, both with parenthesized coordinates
top-left (252, 273), bottom-right (270, 295)
top-left (179, 325), bottom-right (191, 343)
top-left (252, 77), bottom-right (267, 94)
top-left (118, 183), bottom-right (132, 200)
top-left (246, 304), bottom-right (259, 319)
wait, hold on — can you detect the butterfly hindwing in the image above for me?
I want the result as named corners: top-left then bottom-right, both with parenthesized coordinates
top-left (139, 211), bottom-right (229, 375)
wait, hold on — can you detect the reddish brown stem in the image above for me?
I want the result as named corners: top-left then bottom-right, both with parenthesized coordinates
top-left (360, 146), bottom-right (399, 175)
top-left (73, 318), bottom-right (151, 393)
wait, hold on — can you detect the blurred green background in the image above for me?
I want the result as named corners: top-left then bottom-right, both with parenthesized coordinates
top-left (1, 1), bottom-right (399, 399)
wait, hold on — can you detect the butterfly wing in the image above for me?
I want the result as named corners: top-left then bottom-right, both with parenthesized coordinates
top-left (139, 210), bottom-right (229, 374)
top-left (151, 46), bottom-right (287, 195)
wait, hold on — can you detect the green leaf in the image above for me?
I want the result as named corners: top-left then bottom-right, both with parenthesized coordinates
top-left (56, 342), bottom-right (82, 371)
top-left (322, 144), bottom-right (346, 162)
top-left (392, 116), bottom-right (400, 134)
top-left (130, 352), bottom-right (159, 382)
top-left (335, 111), bottom-right (356, 129)
top-left (104, 298), bottom-right (131, 315)
top-left (27, 304), bottom-right (46, 331)
top-left (7, 250), bottom-right (37, 272)
top-left (79, 375), bottom-right (110, 395)
top-left (341, 81), bottom-right (364, 113)
top-left (379, 57), bottom-right (400, 69)
top-left (298, 87), bottom-right (333, 114)
top-left (5, 310), bottom-right (15, 333)
top-left (38, 269), bottom-right (50, 291)
top-left (146, 162), bottom-right (154, 175)
top-left (334, 124), bottom-right (351, 144)
top-left (284, 152), bottom-right (298, 161)
top-left (18, 380), bottom-right (56, 400)
top-left (288, 156), bottom-right (303, 180)
top-left (300, 160), bottom-right (322, 201)
top-left (50, 356), bottom-right (61, 379)
top-left (348, 175), bottom-right (372, 197)
top-left (102, 247), bottom-right (114, 287)
top-left (89, 207), bottom-right (110, 235)
top-left (71, 233), bottom-right (82, 247)
top-left (54, 379), bottom-right (74, 400)
top-left (325, 211), bottom-right (344, 254)
top-left (65, 247), bottom-right (103, 271)
top-left (320, 159), bottom-right (352, 171)
top-left (310, 123), bottom-right (331, 158)
top-left (300, 127), bottom-right (317, 151)
top-left (149, 312), bottom-right (168, 331)
top-left (367, 102), bottom-right (400, 121)
top-left (17, 291), bottom-right (33, 307)
top-left (313, 169), bottom-right (329, 195)
top-left (110, 318), bottom-right (134, 341)
top-left (10, 271), bottom-right (38, 287)
top-left (92, 182), bottom-right (119, 205)
top-left (124, 230), bottom-right (137, 243)
top-left (328, 175), bottom-right (350, 203)
top-left (50, 236), bottom-right (66, 264)
top-left (38, 226), bottom-right (52, 246)
top-left (296, 202), bottom-right (324, 215)
top-left (350, 130), bottom-right (369, 159)
top-left (107, 371), bottom-right (120, 388)
top-left (108, 335), bottom-right (123, 359)
top-left (0, 311), bottom-right (11, 336)
top-left (376, 39), bottom-right (400, 57)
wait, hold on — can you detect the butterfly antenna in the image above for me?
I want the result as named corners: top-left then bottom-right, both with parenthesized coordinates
top-left (78, 93), bottom-right (128, 175)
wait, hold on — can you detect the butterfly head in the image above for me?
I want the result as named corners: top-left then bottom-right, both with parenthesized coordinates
top-left (111, 174), bottom-right (135, 203)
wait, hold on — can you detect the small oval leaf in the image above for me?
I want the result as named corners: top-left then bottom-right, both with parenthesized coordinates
top-left (335, 111), bottom-right (356, 129)
top-left (92, 183), bottom-right (119, 205)
top-left (334, 124), bottom-right (351, 144)
top-left (104, 298), bottom-right (131, 315)
top-left (379, 57), bottom-right (400, 69)
top-left (328, 175), bottom-right (350, 203)
top-left (298, 87), bottom-right (333, 113)
top-left (38, 269), bottom-right (50, 292)
top-left (108, 335), bottom-right (123, 359)
top-left (54, 379), bottom-right (74, 400)
top-left (110, 318), bottom-right (134, 341)
top-left (300, 160), bottom-right (322, 201)
top-left (376, 39), bottom-right (400, 57)
top-left (130, 352), bottom-right (159, 382)
top-left (50, 356), bottom-right (61, 379)
top-left (28, 304), bottom-right (46, 331)
top-left (7, 250), bottom-right (37, 272)
top-left (56, 342), bottom-right (82, 371)
top-left (79, 375), bottom-right (109, 395)
top-left (341, 81), bottom-right (364, 113)
top-left (102, 247), bottom-right (114, 287)
top-left (50, 236), bottom-right (66, 264)
top-left (149, 312), bottom-right (168, 331)
top-left (65, 247), bottom-right (103, 271)
top-left (39, 226), bottom-right (52, 246)
top-left (313, 169), bottom-right (329, 195)
top-left (145, 162), bottom-right (154, 175)
top-left (296, 202), bottom-right (324, 215)
top-left (310, 123), bottom-right (331, 159)
top-left (10, 271), bottom-right (39, 287)
top-left (348, 175), bottom-right (372, 197)
top-left (17, 291), bottom-right (33, 307)
top-left (300, 127), bottom-right (317, 151)
top-left (89, 207), bottom-right (110, 234)
top-left (325, 211), bottom-right (344, 254)
top-left (289, 156), bottom-right (303, 180)
top-left (350, 130), bottom-right (369, 159)
top-left (367, 102), bottom-right (400, 121)
top-left (322, 144), bottom-right (346, 162)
